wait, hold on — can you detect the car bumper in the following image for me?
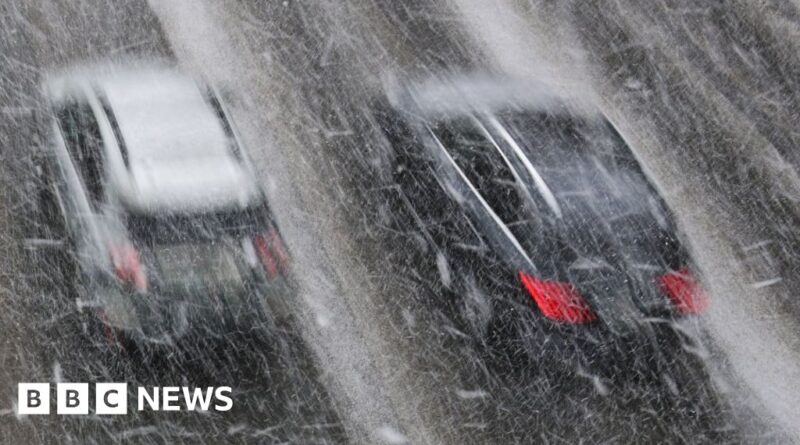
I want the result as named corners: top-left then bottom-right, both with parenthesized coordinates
top-left (95, 275), bottom-right (295, 346)
top-left (488, 304), bottom-right (701, 383)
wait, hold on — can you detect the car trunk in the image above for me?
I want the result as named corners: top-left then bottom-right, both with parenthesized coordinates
top-left (122, 204), bottom-right (276, 333)
top-left (494, 111), bottom-right (691, 333)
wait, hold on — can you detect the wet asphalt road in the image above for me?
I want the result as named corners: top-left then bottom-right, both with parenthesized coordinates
top-left (1, 0), bottom-right (797, 443)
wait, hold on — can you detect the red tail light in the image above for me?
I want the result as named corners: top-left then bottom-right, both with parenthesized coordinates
top-left (253, 228), bottom-right (290, 280)
top-left (109, 241), bottom-right (147, 292)
top-left (519, 271), bottom-right (597, 324)
top-left (658, 267), bottom-right (708, 315)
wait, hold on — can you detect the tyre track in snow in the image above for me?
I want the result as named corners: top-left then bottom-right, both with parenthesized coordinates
top-left (146, 1), bottom-right (436, 443)
top-left (571, 3), bottom-right (800, 440)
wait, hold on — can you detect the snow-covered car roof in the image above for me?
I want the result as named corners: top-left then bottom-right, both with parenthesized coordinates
top-left (389, 73), bottom-right (600, 119)
top-left (43, 61), bottom-right (262, 214)
top-left (104, 70), bottom-right (228, 160)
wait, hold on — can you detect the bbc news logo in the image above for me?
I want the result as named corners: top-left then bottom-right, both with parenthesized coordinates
top-left (17, 383), bottom-right (233, 415)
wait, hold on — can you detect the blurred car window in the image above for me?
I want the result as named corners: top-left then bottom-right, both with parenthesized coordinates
top-left (56, 101), bottom-right (106, 209)
top-left (429, 117), bottom-right (574, 276)
top-left (429, 117), bottom-right (524, 227)
top-left (35, 157), bottom-right (67, 239)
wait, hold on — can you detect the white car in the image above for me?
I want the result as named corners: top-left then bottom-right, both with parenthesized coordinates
top-left (33, 61), bottom-right (293, 347)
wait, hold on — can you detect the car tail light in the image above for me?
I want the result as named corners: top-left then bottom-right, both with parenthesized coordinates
top-left (109, 241), bottom-right (147, 292)
top-left (658, 267), bottom-right (708, 315)
top-left (519, 271), bottom-right (597, 324)
top-left (253, 228), bottom-right (290, 280)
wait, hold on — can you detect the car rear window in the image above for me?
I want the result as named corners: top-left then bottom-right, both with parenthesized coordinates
top-left (429, 117), bottom-right (524, 228)
top-left (496, 110), bottom-right (647, 212)
top-left (126, 203), bottom-right (271, 245)
top-left (428, 111), bottom-right (681, 278)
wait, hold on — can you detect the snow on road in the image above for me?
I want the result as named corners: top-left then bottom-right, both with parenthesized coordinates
top-left (147, 1), bottom-right (437, 443)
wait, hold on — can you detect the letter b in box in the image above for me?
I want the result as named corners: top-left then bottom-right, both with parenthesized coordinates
top-left (57, 383), bottom-right (89, 415)
top-left (18, 383), bottom-right (50, 415)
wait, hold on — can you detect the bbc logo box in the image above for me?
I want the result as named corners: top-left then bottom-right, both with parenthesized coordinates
top-left (18, 383), bottom-right (127, 415)
top-left (17, 383), bottom-right (50, 415)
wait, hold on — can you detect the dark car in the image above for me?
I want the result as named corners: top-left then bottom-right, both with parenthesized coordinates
top-left (372, 74), bottom-right (709, 379)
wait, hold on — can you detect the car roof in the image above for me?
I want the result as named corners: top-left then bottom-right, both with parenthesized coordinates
top-left (388, 73), bottom-right (601, 119)
top-left (87, 65), bottom-right (231, 164)
top-left (43, 61), bottom-right (262, 214)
